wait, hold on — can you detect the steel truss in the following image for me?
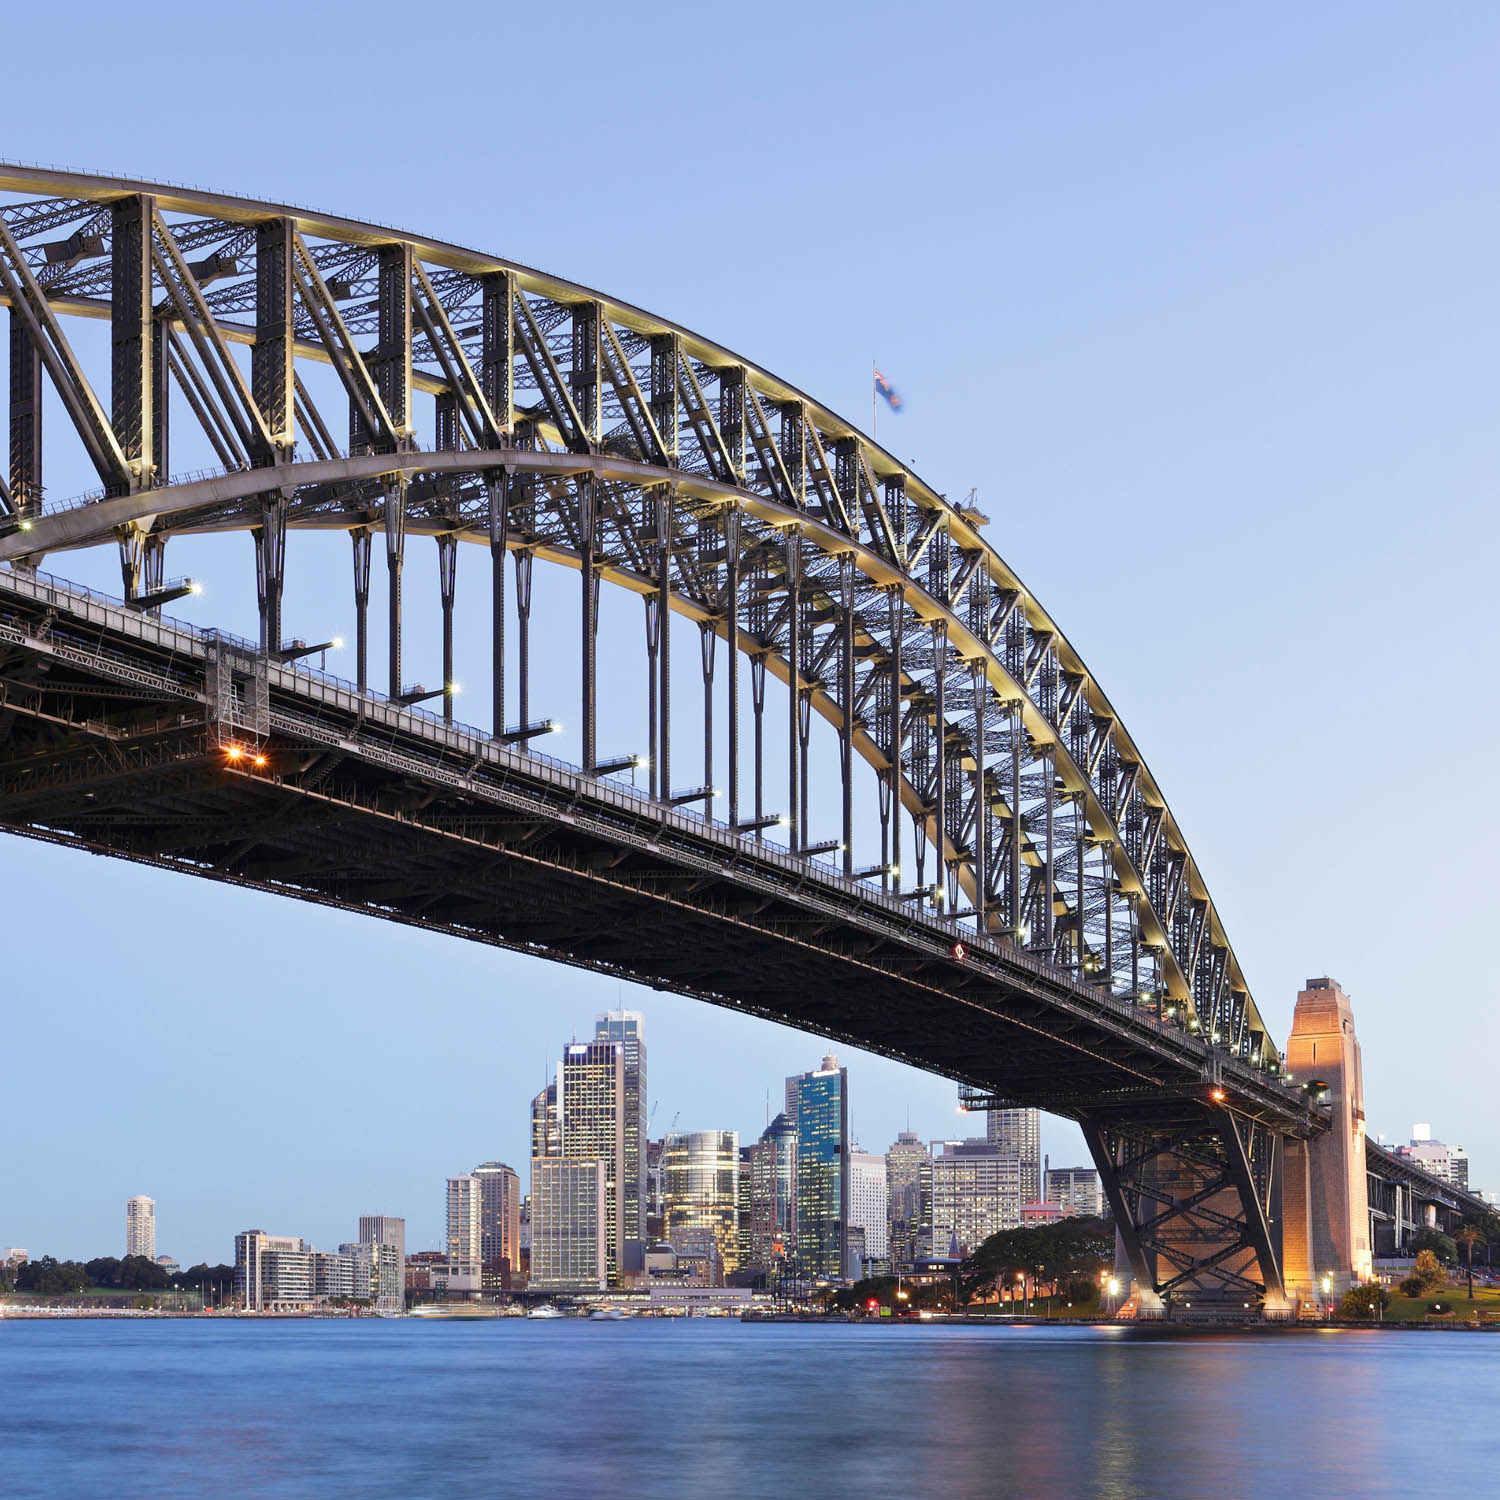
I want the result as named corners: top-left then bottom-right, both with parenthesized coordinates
top-left (0, 164), bottom-right (1277, 1068)
top-left (1083, 1110), bottom-right (1285, 1308)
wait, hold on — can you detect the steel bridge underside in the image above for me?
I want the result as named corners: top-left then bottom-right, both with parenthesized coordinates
top-left (0, 569), bottom-right (1320, 1306)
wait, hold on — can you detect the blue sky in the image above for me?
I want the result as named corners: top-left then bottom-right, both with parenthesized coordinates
top-left (2, 2), bottom-right (1498, 1264)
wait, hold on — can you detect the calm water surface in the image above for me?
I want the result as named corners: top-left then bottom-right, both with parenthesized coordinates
top-left (2, 1319), bottom-right (1496, 1498)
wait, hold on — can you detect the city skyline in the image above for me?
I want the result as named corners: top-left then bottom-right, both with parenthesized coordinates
top-left (5, 981), bottom-right (1487, 1267)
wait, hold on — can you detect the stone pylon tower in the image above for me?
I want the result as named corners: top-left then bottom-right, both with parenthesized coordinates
top-left (1282, 978), bottom-right (1372, 1299)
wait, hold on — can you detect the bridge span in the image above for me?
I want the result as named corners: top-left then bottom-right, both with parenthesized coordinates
top-left (0, 166), bottom-right (1330, 1310)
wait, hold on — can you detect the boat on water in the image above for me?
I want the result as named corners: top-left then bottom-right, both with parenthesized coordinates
top-left (589, 1308), bottom-right (627, 1321)
top-left (527, 1305), bottom-right (565, 1320)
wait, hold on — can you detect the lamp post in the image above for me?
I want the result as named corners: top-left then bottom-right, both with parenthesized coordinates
top-left (1106, 1276), bottom-right (1120, 1317)
top-left (1321, 1273), bottom-right (1332, 1322)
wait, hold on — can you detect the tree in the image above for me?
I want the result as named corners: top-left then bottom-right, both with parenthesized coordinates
top-left (1411, 1227), bottom-right (1457, 1265)
top-left (1455, 1225), bottom-right (1484, 1300)
top-left (85, 1256), bottom-right (122, 1289)
top-left (16, 1256), bottom-right (89, 1297)
top-left (1339, 1284), bottom-right (1391, 1320)
top-left (1413, 1249), bottom-right (1446, 1294)
top-left (119, 1254), bottom-right (168, 1291)
top-left (960, 1218), bottom-right (1113, 1308)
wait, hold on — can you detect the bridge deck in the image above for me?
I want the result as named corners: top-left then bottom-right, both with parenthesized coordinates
top-left (0, 564), bottom-right (1317, 1133)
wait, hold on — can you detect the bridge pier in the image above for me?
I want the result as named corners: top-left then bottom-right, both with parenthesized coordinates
top-left (1280, 977), bottom-right (1371, 1302)
top-left (1084, 1108), bottom-right (1287, 1315)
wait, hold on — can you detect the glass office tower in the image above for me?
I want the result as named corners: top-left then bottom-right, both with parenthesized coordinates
top-left (790, 1055), bottom-right (849, 1281)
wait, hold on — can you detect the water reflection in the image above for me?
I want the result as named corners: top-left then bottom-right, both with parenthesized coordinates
top-left (0, 1320), bottom-right (1496, 1499)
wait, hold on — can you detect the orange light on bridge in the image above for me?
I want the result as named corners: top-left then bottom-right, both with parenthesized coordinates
top-left (224, 745), bottom-right (244, 761)
top-left (1210, 1087), bottom-right (1227, 1103)
top-left (253, 754), bottom-right (268, 768)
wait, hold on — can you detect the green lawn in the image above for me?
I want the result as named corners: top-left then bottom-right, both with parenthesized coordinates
top-left (1352, 1280), bottom-right (1500, 1323)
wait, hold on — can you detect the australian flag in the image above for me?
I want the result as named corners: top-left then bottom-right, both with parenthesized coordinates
top-left (874, 367), bottom-right (903, 412)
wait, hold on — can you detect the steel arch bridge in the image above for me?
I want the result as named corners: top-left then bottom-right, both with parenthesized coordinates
top-left (0, 166), bottom-right (1320, 1308)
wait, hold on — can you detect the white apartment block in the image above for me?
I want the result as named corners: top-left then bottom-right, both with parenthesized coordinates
top-left (446, 1176), bottom-right (483, 1265)
top-left (849, 1149), bottom-right (889, 1261)
top-left (126, 1195), bottom-right (156, 1260)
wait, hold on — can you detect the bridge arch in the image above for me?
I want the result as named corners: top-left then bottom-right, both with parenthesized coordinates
top-left (0, 163), bottom-right (1273, 1072)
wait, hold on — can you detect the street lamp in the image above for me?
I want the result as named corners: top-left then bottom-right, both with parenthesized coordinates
top-left (1321, 1273), bottom-right (1332, 1322)
top-left (1106, 1277), bottom-right (1120, 1316)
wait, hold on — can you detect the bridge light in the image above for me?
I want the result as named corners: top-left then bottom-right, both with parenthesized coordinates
top-left (187, 581), bottom-right (204, 596)
top-left (252, 754), bottom-right (268, 768)
top-left (1210, 1087), bottom-right (1226, 1103)
top-left (331, 637), bottom-right (345, 650)
top-left (18, 519), bottom-right (33, 532)
top-left (550, 722), bottom-right (564, 734)
top-left (889, 864), bottom-right (900, 878)
top-left (952, 941), bottom-right (968, 961)
top-left (448, 682), bottom-right (461, 695)
top-left (224, 745), bottom-right (244, 761)
top-left (633, 755), bottom-right (649, 769)
top-left (776, 815), bottom-right (791, 828)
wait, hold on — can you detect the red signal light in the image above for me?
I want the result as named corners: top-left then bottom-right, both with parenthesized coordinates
top-left (952, 941), bottom-right (968, 961)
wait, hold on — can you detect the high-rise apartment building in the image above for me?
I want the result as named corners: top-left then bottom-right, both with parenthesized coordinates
top-left (664, 1130), bottom-right (740, 1272)
top-left (357, 1215), bottom-right (407, 1272)
top-left (1044, 1166), bottom-right (1104, 1218)
top-left (849, 1148), bottom-right (889, 1265)
top-left (595, 1010), bottom-right (647, 1255)
top-left (558, 1040), bottom-right (626, 1284)
top-left (985, 1104), bottom-right (1041, 1205)
top-left (530, 1158), bottom-right (607, 1291)
top-left (473, 1162), bottom-right (522, 1276)
top-left (126, 1195), bottom-right (156, 1260)
top-left (886, 1131), bottom-right (929, 1268)
top-left (645, 1137), bottom-right (667, 1240)
top-left (445, 1175), bottom-right (483, 1267)
top-left (930, 1139), bottom-right (1022, 1256)
top-left (740, 1112), bottom-right (797, 1273)
top-left (338, 1238), bottom-right (404, 1314)
top-left (790, 1054), bottom-right (849, 1280)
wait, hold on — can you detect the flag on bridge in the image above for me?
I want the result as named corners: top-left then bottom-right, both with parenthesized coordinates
top-left (874, 367), bottom-right (904, 413)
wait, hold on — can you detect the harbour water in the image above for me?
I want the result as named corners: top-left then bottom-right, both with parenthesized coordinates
top-left (2, 1319), bottom-right (1496, 1498)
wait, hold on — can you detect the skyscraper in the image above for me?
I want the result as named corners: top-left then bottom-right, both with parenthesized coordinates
top-left (531, 1079), bottom-right (559, 1159)
top-left (126, 1195), bottom-right (156, 1260)
top-left (357, 1215), bottom-right (407, 1309)
top-left (985, 1103), bottom-right (1042, 1204)
top-left (790, 1054), bottom-right (849, 1280)
top-left (446, 1175), bottom-right (482, 1266)
top-left (473, 1162), bottom-right (522, 1277)
top-left (740, 1112), bottom-right (797, 1273)
top-left (664, 1130), bottom-right (740, 1272)
top-left (594, 1010), bottom-right (647, 1255)
top-left (558, 1040), bottom-right (626, 1284)
top-left (849, 1148), bottom-right (889, 1265)
top-left (930, 1139), bottom-right (1022, 1255)
top-left (358, 1215), bottom-right (406, 1265)
top-left (886, 1131), bottom-right (929, 1269)
top-left (530, 1158), bottom-right (607, 1291)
